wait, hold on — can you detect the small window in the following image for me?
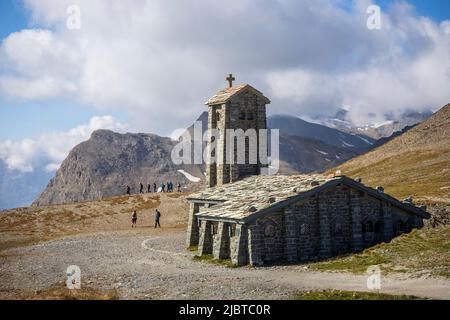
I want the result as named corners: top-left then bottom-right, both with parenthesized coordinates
top-left (374, 221), bottom-right (382, 233)
top-left (229, 224), bottom-right (236, 237)
top-left (396, 221), bottom-right (406, 235)
top-left (264, 223), bottom-right (276, 238)
top-left (211, 223), bottom-right (218, 235)
top-left (247, 112), bottom-right (254, 120)
top-left (335, 222), bottom-right (342, 235)
top-left (239, 111), bottom-right (246, 120)
top-left (362, 221), bottom-right (374, 233)
top-left (299, 223), bottom-right (309, 235)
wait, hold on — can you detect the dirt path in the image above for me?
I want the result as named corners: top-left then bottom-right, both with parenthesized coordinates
top-left (1, 228), bottom-right (449, 300)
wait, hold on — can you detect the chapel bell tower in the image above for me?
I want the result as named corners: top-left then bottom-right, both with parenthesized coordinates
top-left (205, 74), bottom-right (271, 188)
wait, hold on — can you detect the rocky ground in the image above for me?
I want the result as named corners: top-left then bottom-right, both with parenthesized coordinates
top-left (1, 193), bottom-right (449, 300)
top-left (2, 228), bottom-right (450, 300)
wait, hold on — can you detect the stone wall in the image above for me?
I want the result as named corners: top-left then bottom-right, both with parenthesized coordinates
top-left (186, 202), bottom-right (200, 247)
top-left (191, 184), bottom-right (425, 266)
top-left (213, 222), bottom-right (231, 260)
top-left (206, 90), bottom-right (268, 188)
top-left (230, 224), bottom-right (248, 265)
top-left (241, 184), bottom-right (422, 266)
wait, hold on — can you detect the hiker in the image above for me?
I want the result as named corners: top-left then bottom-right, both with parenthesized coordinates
top-left (131, 211), bottom-right (137, 228)
top-left (125, 185), bottom-right (131, 195)
top-left (177, 183), bottom-right (181, 192)
top-left (161, 183), bottom-right (165, 193)
top-left (147, 183), bottom-right (151, 193)
top-left (154, 209), bottom-right (161, 228)
top-left (153, 183), bottom-right (157, 193)
top-left (140, 183), bottom-right (144, 194)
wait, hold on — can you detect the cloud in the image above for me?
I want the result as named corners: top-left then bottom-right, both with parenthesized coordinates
top-left (0, 0), bottom-right (449, 132)
top-left (0, 115), bottom-right (128, 172)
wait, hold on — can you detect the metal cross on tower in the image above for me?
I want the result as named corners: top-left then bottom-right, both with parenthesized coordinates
top-left (226, 74), bottom-right (235, 88)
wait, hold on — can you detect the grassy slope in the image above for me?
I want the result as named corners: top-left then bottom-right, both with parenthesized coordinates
top-left (294, 290), bottom-right (422, 300)
top-left (10, 283), bottom-right (118, 300)
top-left (0, 192), bottom-right (191, 252)
top-left (309, 226), bottom-right (450, 278)
top-left (316, 105), bottom-right (450, 277)
top-left (331, 103), bottom-right (450, 205)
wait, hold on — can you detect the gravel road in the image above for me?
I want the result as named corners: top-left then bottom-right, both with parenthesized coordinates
top-left (1, 228), bottom-right (449, 300)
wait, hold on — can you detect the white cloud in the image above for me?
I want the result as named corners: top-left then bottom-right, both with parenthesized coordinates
top-left (45, 163), bottom-right (60, 172)
top-left (0, 0), bottom-right (449, 133)
top-left (0, 116), bottom-right (128, 172)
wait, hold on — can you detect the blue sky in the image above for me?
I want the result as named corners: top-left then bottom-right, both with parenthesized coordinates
top-left (0, 1), bottom-right (128, 140)
top-left (0, 0), bottom-right (449, 174)
top-left (378, 0), bottom-right (450, 22)
top-left (0, 0), bottom-right (448, 140)
top-left (0, 1), bottom-right (28, 40)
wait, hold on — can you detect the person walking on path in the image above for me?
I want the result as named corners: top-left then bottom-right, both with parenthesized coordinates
top-left (147, 183), bottom-right (151, 193)
top-left (177, 183), bottom-right (181, 192)
top-left (153, 183), bottom-right (157, 193)
top-left (154, 209), bottom-right (161, 228)
top-left (139, 183), bottom-right (144, 194)
top-left (125, 185), bottom-right (131, 195)
top-left (131, 211), bottom-right (138, 228)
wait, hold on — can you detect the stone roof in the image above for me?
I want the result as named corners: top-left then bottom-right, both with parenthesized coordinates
top-left (187, 174), bottom-right (430, 223)
top-left (188, 174), bottom-right (338, 221)
top-left (205, 84), bottom-right (271, 106)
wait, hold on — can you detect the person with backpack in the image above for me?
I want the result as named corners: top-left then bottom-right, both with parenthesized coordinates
top-left (154, 209), bottom-right (161, 228)
top-left (131, 211), bottom-right (138, 228)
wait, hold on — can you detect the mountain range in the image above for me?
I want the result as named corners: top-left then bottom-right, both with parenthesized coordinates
top-left (0, 161), bottom-right (53, 210)
top-left (33, 130), bottom-right (205, 206)
top-left (332, 103), bottom-right (450, 206)
top-left (31, 113), bottom-right (380, 206)
top-left (0, 108), bottom-right (437, 209)
top-left (315, 109), bottom-right (432, 139)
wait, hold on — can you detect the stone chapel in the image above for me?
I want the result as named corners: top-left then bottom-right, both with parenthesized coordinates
top-left (186, 76), bottom-right (430, 266)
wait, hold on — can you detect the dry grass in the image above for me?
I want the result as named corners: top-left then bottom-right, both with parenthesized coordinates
top-left (309, 226), bottom-right (450, 278)
top-left (0, 193), bottom-right (186, 252)
top-left (192, 254), bottom-right (240, 268)
top-left (5, 283), bottom-right (119, 300)
top-left (331, 104), bottom-right (450, 205)
top-left (166, 192), bottom-right (189, 199)
top-left (293, 290), bottom-right (423, 300)
top-left (333, 149), bottom-right (450, 204)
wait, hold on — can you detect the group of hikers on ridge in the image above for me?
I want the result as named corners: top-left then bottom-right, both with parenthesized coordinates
top-left (131, 209), bottom-right (162, 229)
top-left (124, 181), bottom-right (182, 195)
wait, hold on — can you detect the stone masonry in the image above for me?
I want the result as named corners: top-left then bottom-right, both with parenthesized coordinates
top-left (205, 83), bottom-right (270, 188)
top-left (187, 175), bottom-right (430, 266)
top-left (186, 80), bottom-right (429, 266)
